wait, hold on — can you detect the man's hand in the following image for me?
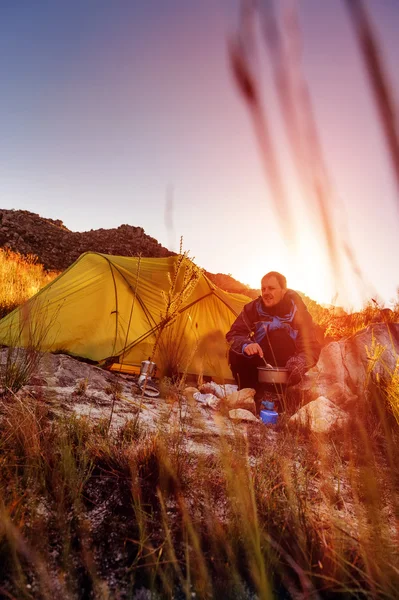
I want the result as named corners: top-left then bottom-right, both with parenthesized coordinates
top-left (244, 343), bottom-right (264, 357)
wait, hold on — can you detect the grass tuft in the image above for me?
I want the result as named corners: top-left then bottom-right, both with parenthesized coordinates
top-left (0, 249), bottom-right (58, 319)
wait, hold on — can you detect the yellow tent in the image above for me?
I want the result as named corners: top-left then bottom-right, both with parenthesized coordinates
top-left (0, 252), bottom-right (252, 380)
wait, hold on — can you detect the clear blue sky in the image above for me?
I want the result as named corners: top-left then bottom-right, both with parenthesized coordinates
top-left (1, 0), bottom-right (398, 309)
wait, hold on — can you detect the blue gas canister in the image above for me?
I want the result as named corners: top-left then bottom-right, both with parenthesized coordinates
top-left (260, 400), bottom-right (278, 425)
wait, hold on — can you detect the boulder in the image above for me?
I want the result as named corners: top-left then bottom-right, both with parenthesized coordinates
top-left (371, 308), bottom-right (394, 323)
top-left (199, 381), bottom-right (238, 399)
top-left (229, 408), bottom-right (258, 422)
top-left (319, 382), bottom-right (357, 409)
top-left (183, 386), bottom-right (200, 403)
top-left (289, 396), bottom-right (350, 433)
top-left (193, 392), bottom-right (221, 411)
top-left (225, 387), bottom-right (256, 414)
top-left (290, 323), bottom-right (399, 408)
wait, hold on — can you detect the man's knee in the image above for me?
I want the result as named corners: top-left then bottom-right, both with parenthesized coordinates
top-left (228, 350), bottom-right (261, 390)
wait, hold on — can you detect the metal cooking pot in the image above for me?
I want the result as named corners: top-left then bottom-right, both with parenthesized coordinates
top-left (258, 366), bottom-right (289, 385)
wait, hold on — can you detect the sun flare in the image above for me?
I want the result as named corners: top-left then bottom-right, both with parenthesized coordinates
top-left (242, 231), bottom-right (337, 308)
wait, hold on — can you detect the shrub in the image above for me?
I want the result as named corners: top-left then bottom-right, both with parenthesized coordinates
top-left (0, 249), bottom-right (58, 319)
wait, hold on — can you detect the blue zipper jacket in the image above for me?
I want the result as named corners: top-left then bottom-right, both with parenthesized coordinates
top-left (226, 289), bottom-right (321, 367)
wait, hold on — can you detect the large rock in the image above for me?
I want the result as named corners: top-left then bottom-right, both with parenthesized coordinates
top-left (229, 408), bottom-right (258, 422)
top-left (291, 323), bottom-right (399, 408)
top-left (225, 388), bottom-right (256, 414)
top-left (199, 381), bottom-right (238, 399)
top-left (193, 391), bottom-right (221, 411)
top-left (0, 349), bottom-right (240, 440)
top-left (183, 386), bottom-right (200, 403)
top-left (290, 396), bottom-right (350, 433)
top-left (197, 384), bottom-right (256, 414)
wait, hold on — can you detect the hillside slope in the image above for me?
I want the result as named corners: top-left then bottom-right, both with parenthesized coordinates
top-left (0, 209), bottom-right (171, 271)
top-left (0, 209), bottom-right (258, 298)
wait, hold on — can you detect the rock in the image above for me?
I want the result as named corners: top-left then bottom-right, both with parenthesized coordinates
top-left (229, 408), bottom-right (258, 422)
top-left (289, 396), bottom-right (350, 433)
top-left (225, 387), bottom-right (256, 414)
top-left (199, 381), bottom-right (238, 399)
top-left (371, 308), bottom-right (394, 323)
top-left (290, 323), bottom-right (399, 409)
top-left (322, 382), bottom-right (357, 409)
top-left (237, 388), bottom-right (256, 402)
top-left (0, 348), bottom-right (259, 445)
top-left (207, 395), bottom-right (222, 411)
top-left (193, 392), bottom-right (221, 411)
top-left (183, 386), bottom-right (199, 403)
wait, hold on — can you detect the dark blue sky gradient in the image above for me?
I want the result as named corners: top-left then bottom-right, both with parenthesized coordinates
top-left (1, 1), bottom-right (398, 307)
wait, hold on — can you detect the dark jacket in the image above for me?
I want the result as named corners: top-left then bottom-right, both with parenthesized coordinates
top-left (226, 290), bottom-right (321, 367)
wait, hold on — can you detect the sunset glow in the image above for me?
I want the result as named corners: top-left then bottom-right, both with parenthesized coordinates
top-left (0, 1), bottom-right (398, 311)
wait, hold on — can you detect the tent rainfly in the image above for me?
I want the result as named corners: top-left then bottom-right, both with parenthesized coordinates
top-left (0, 252), bottom-right (252, 380)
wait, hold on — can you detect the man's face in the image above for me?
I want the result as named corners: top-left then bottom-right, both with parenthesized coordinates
top-left (261, 276), bottom-right (286, 307)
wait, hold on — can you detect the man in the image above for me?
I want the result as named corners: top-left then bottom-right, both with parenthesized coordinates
top-left (226, 271), bottom-right (321, 396)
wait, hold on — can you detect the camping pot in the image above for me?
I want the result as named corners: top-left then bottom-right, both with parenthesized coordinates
top-left (257, 366), bottom-right (289, 385)
top-left (140, 360), bottom-right (157, 378)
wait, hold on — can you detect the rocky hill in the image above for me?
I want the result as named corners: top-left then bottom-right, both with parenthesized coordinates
top-left (0, 209), bottom-right (259, 298)
top-left (0, 209), bottom-right (171, 271)
top-left (204, 271), bottom-right (258, 299)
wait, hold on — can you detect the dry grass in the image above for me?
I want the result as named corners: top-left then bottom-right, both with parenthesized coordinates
top-left (152, 250), bottom-right (203, 381)
top-left (0, 243), bottom-right (397, 597)
top-left (0, 386), bottom-right (399, 599)
top-left (316, 301), bottom-right (398, 342)
top-left (0, 2), bottom-right (398, 593)
top-left (0, 249), bottom-right (58, 319)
